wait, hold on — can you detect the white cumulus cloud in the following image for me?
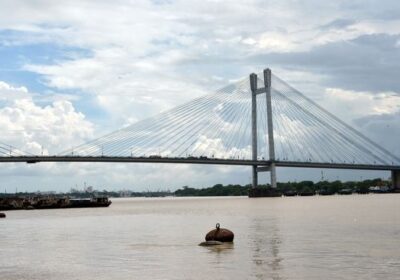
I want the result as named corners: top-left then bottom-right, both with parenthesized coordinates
top-left (0, 81), bottom-right (94, 155)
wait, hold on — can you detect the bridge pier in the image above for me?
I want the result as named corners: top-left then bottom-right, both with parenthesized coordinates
top-left (270, 163), bottom-right (277, 188)
top-left (392, 170), bottom-right (400, 190)
top-left (252, 165), bottom-right (258, 188)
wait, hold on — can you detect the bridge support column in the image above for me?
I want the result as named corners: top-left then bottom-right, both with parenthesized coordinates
top-left (392, 170), bottom-right (400, 190)
top-left (264, 69), bottom-right (277, 189)
top-left (252, 165), bottom-right (258, 188)
top-left (270, 163), bottom-right (277, 189)
top-left (250, 73), bottom-right (258, 188)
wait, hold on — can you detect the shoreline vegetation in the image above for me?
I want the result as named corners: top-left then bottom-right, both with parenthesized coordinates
top-left (175, 178), bottom-right (398, 197)
top-left (0, 178), bottom-right (397, 199)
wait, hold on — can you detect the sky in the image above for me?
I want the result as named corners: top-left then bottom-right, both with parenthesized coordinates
top-left (0, 0), bottom-right (399, 192)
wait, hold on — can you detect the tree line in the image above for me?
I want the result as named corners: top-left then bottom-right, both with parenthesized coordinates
top-left (174, 178), bottom-right (392, 196)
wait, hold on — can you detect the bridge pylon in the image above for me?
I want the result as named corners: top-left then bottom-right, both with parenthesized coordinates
top-left (249, 68), bottom-right (277, 189)
top-left (250, 73), bottom-right (258, 188)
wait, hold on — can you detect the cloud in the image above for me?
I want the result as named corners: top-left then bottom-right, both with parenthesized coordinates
top-left (255, 33), bottom-right (400, 93)
top-left (0, 81), bottom-right (94, 154)
top-left (354, 111), bottom-right (400, 157)
top-left (191, 135), bottom-right (252, 159)
top-left (320, 19), bottom-right (356, 30)
top-left (324, 88), bottom-right (400, 119)
top-left (24, 47), bottom-right (209, 126)
top-left (315, 87), bottom-right (400, 158)
top-left (4, 1), bottom-right (400, 107)
top-left (0, 81), bottom-right (29, 100)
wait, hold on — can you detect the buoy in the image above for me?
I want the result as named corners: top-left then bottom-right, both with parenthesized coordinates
top-left (0, 213), bottom-right (6, 218)
top-left (205, 223), bottom-right (234, 242)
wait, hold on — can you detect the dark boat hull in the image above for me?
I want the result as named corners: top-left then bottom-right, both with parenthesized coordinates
top-left (248, 188), bottom-right (282, 198)
top-left (0, 197), bottom-right (111, 211)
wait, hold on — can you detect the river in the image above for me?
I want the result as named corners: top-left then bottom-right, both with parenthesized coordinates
top-left (1, 195), bottom-right (399, 279)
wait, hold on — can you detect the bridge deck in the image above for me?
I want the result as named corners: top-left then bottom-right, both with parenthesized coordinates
top-left (0, 156), bottom-right (399, 170)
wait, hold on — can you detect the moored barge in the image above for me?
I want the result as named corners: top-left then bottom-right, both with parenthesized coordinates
top-left (0, 196), bottom-right (111, 211)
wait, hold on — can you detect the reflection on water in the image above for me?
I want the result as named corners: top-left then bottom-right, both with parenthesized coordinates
top-left (250, 217), bottom-right (283, 280)
top-left (1, 195), bottom-right (400, 279)
top-left (203, 242), bottom-right (234, 253)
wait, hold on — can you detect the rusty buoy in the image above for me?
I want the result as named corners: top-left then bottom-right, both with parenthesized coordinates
top-left (205, 223), bottom-right (234, 242)
top-left (0, 213), bottom-right (6, 218)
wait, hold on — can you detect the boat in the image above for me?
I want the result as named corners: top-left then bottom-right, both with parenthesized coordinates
top-left (298, 191), bottom-right (316, 196)
top-left (68, 197), bottom-right (112, 208)
top-left (338, 188), bottom-right (353, 195)
top-left (298, 187), bottom-right (316, 196)
top-left (283, 190), bottom-right (297, 196)
top-left (248, 187), bottom-right (282, 197)
top-left (319, 189), bottom-right (335, 195)
top-left (0, 196), bottom-right (111, 210)
top-left (369, 186), bottom-right (389, 193)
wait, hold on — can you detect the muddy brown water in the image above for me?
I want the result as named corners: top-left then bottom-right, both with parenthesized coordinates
top-left (1, 195), bottom-right (399, 279)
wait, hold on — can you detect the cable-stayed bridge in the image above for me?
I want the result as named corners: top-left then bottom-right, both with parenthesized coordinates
top-left (1, 68), bottom-right (399, 188)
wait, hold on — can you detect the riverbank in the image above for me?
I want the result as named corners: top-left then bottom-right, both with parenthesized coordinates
top-left (175, 178), bottom-right (397, 197)
top-left (0, 178), bottom-right (396, 200)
